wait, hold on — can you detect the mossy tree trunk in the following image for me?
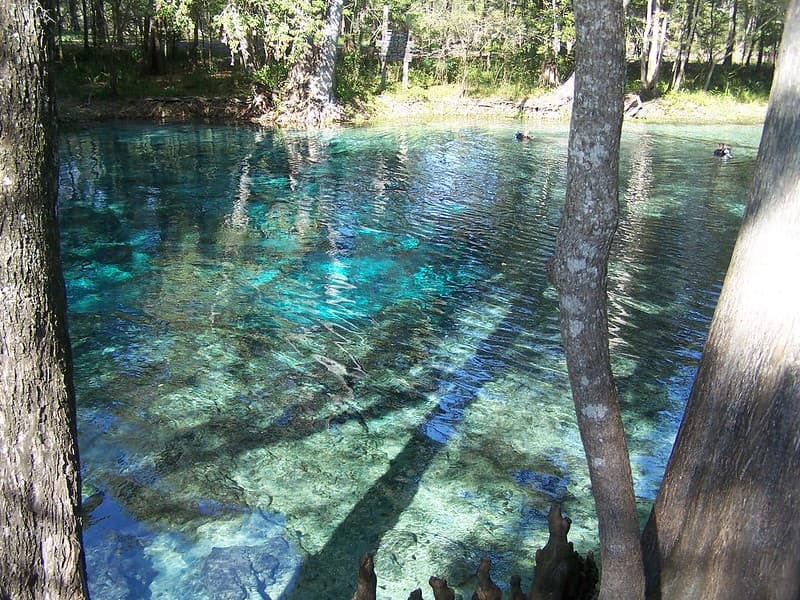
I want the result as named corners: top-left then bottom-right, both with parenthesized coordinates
top-left (642, 1), bottom-right (800, 596)
top-left (0, 0), bottom-right (89, 598)
top-left (549, 1), bottom-right (645, 598)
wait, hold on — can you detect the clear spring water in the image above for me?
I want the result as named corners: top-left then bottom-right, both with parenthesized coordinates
top-left (59, 120), bottom-right (762, 599)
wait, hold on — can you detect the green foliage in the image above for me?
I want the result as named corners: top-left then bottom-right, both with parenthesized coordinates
top-left (53, 0), bottom-right (780, 112)
top-left (712, 67), bottom-right (773, 100)
top-left (671, 61), bottom-right (774, 98)
top-left (655, 88), bottom-right (767, 124)
top-left (335, 48), bottom-right (383, 104)
top-left (467, 76), bottom-right (539, 100)
top-left (252, 63), bottom-right (289, 90)
top-left (213, 0), bottom-right (324, 70)
top-left (55, 43), bottom-right (252, 99)
top-left (408, 0), bottom-right (528, 65)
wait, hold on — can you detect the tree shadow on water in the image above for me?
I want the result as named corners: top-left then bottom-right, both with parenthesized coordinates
top-left (285, 299), bottom-right (539, 599)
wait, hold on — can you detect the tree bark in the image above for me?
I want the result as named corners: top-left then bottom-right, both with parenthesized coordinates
top-left (0, 1), bottom-right (89, 599)
top-left (68, 0), bottom-right (79, 31)
top-left (723, 0), bottom-right (739, 67)
top-left (91, 0), bottom-right (107, 46)
top-left (549, 1), bottom-right (645, 598)
top-left (642, 1), bottom-right (800, 597)
top-left (671, 0), bottom-right (701, 91)
top-left (81, 0), bottom-right (89, 50)
top-left (640, 0), bottom-right (670, 93)
top-left (529, 504), bottom-right (599, 599)
top-left (143, 11), bottom-right (167, 76)
top-left (278, 0), bottom-right (345, 126)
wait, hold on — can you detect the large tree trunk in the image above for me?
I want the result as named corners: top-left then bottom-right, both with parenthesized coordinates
top-left (278, 0), bottom-right (345, 126)
top-left (0, 1), bottom-right (89, 599)
top-left (642, 1), bottom-right (800, 597)
top-left (549, 1), bottom-right (645, 598)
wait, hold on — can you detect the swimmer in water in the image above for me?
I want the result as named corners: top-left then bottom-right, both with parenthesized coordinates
top-left (515, 128), bottom-right (533, 141)
top-left (713, 142), bottom-right (732, 158)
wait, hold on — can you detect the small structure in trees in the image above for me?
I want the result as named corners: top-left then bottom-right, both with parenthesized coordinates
top-left (378, 5), bottom-right (413, 90)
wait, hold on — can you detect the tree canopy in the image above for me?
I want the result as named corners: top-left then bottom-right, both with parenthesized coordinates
top-left (55, 0), bottom-right (786, 117)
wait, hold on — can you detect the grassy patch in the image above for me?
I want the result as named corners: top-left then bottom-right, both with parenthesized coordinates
top-left (652, 89), bottom-right (768, 123)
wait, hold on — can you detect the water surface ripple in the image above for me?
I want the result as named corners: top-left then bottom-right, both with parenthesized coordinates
top-left (59, 121), bottom-right (761, 599)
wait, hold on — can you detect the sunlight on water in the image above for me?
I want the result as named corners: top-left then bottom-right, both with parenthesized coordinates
top-left (59, 120), bottom-right (762, 598)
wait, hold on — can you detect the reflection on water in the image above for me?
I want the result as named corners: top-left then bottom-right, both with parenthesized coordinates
top-left (59, 121), bottom-right (761, 598)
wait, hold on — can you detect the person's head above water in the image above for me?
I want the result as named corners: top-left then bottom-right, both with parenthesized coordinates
top-left (714, 142), bottom-right (732, 157)
top-left (515, 129), bottom-right (533, 141)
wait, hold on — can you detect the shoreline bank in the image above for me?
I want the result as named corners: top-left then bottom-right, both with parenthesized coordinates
top-left (57, 89), bottom-right (768, 127)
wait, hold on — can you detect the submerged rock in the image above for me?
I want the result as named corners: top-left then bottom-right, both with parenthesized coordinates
top-left (514, 469), bottom-right (570, 501)
top-left (196, 545), bottom-right (281, 599)
top-left (86, 531), bottom-right (157, 599)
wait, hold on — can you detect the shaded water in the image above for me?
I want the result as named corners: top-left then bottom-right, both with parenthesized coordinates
top-left (59, 121), bottom-right (761, 599)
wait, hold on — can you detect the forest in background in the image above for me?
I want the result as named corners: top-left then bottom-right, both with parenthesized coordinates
top-left (53, 0), bottom-right (784, 120)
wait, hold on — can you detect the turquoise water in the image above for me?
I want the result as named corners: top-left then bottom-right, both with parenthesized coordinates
top-left (59, 121), bottom-right (761, 599)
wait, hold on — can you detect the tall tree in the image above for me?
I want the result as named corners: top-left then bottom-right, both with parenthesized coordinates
top-left (91, 0), bottom-right (109, 46)
top-left (671, 0), bottom-right (701, 90)
top-left (722, 0), bottom-right (739, 65)
top-left (642, 0), bottom-right (800, 597)
top-left (548, 0), bottom-right (645, 598)
top-left (67, 0), bottom-right (79, 30)
top-left (0, 1), bottom-right (89, 598)
top-left (278, 0), bottom-right (346, 126)
top-left (640, 0), bottom-right (671, 93)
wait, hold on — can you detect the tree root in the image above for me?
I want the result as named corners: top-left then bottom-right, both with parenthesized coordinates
top-left (350, 504), bottom-right (598, 599)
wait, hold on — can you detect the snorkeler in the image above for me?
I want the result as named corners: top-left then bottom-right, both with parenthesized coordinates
top-left (515, 128), bottom-right (533, 141)
top-left (714, 143), bottom-right (732, 158)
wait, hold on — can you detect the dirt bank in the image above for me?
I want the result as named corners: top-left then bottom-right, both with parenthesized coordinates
top-left (57, 89), bottom-right (768, 127)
